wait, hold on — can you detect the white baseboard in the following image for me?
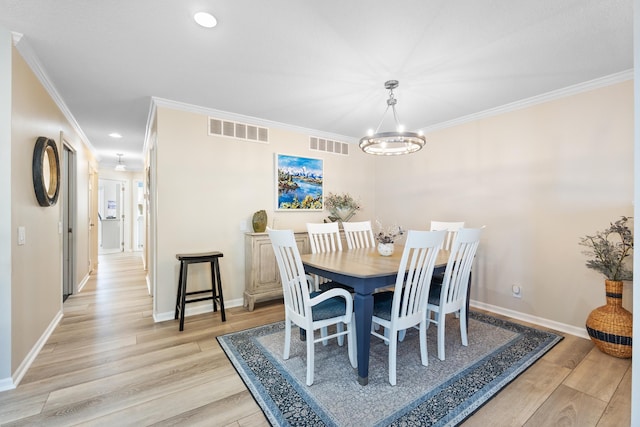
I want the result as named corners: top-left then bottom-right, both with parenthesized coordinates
top-left (77, 272), bottom-right (90, 292)
top-left (0, 376), bottom-right (15, 392)
top-left (9, 309), bottom-right (64, 388)
top-left (152, 297), bottom-right (589, 340)
top-left (471, 300), bottom-right (589, 339)
top-left (153, 297), bottom-right (244, 323)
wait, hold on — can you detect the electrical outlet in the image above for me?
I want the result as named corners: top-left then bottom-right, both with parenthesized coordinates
top-left (511, 284), bottom-right (522, 298)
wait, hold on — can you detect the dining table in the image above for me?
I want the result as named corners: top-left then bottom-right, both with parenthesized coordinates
top-left (301, 246), bottom-right (450, 385)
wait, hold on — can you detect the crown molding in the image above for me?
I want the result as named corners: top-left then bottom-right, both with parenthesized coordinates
top-left (150, 97), bottom-right (359, 145)
top-left (422, 70), bottom-right (634, 133)
top-left (142, 97), bottom-right (157, 158)
top-left (12, 34), bottom-right (99, 160)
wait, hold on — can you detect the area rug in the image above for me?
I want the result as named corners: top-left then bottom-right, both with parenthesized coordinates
top-left (217, 311), bottom-right (562, 427)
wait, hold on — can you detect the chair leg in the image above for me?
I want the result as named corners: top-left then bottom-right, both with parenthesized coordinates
top-left (306, 333), bottom-right (315, 386)
top-left (283, 319), bottom-right (292, 360)
top-left (388, 329), bottom-right (398, 386)
top-left (321, 327), bottom-right (328, 346)
top-left (347, 320), bottom-right (357, 368)
top-left (460, 308), bottom-right (468, 346)
top-left (419, 320), bottom-right (429, 366)
top-left (336, 323), bottom-right (344, 346)
top-left (398, 329), bottom-right (406, 342)
top-left (437, 312), bottom-right (446, 361)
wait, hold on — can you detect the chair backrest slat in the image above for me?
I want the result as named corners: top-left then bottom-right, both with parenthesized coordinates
top-left (307, 222), bottom-right (343, 254)
top-left (439, 228), bottom-right (482, 309)
top-left (268, 229), bottom-right (312, 319)
top-left (390, 230), bottom-right (446, 323)
top-left (430, 220), bottom-right (465, 251)
top-left (343, 220), bottom-right (376, 249)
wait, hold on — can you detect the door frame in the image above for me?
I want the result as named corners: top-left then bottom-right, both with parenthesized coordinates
top-left (62, 136), bottom-right (77, 299)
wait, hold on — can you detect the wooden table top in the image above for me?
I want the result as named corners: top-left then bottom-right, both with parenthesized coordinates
top-left (300, 247), bottom-right (450, 279)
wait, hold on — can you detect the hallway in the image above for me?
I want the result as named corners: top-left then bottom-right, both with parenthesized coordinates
top-left (0, 252), bottom-right (281, 425)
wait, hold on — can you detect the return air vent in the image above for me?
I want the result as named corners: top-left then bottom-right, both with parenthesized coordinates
top-left (309, 136), bottom-right (349, 156)
top-left (208, 117), bottom-right (269, 143)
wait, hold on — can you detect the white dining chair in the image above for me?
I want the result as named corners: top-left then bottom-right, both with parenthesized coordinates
top-left (307, 222), bottom-right (343, 253)
top-left (429, 220), bottom-right (465, 319)
top-left (342, 220), bottom-right (376, 249)
top-left (429, 220), bottom-right (465, 251)
top-left (268, 228), bottom-right (357, 386)
top-left (370, 229), bottom-right (446, 385)
top-left (306, 222), bottom-right (350, 292)
top-left (426, 227), bottom-right (483, 361)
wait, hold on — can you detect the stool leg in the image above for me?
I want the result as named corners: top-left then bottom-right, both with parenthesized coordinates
top-left (179, 263), bottom-right (189, 331)
top-left (213, 259), bottom-right (226, 322)
top-left (175, 261), bottom-right (184, 320)
top-left (210, 260), bottom-right (218, 313)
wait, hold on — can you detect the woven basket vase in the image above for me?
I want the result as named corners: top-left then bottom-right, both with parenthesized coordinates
top-left (585, 280), bottom-right (633, 358)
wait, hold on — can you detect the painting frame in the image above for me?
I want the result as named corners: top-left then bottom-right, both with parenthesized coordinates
top-left (275, 153), bottom-right (324, 211)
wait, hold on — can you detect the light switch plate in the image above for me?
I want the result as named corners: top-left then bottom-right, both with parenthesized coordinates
top-left (18, 226), bottom-right (26, 245)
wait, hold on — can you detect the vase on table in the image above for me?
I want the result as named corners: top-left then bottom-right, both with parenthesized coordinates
top-left (377, 242), bottom-right (394, 256)
top-left (585, 280), bottom-right (632, 358)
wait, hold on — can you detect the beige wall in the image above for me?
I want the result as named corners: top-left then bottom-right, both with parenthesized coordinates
top-left (0, 28), bottom-right (12, 383)
top-left (153, 107), bottom-right (375, 317)
top-left (151, 80), bottom-right (633, 335)
top-left (374, 80), bottom-right (634, 332)
top-left (10, 45), bottom-right (95, 377)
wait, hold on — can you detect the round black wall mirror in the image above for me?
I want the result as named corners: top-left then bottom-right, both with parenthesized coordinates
top-left (32, 136), bottom-right (61, 207)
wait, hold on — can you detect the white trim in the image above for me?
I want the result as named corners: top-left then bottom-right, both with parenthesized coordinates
top-left (423, 70), bottom-right (634, 133)
top-left (151, 97), bottom-right (359, 145)
top-left (10, 310), bottom-right (64, 388)
top-left (142, 97), bottom-right (157, 158)
top-left (471, 300), bottom-right (589, 339)
top-left (77, 272), bottom-right (90, 293)
top-left (11, 33), bottom-right (99, 160)
top-left (0, 376), bottom-right (14, 392)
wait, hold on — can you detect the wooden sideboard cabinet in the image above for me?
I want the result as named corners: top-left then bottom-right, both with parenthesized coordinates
top-left (244, 231), bottom-right (310, 311)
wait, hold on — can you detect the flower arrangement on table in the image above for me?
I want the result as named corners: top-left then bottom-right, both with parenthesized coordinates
top-left (374, 221), bottom-right (404, 256)
top-left (375, 221), bottom-right (405, 244)
top-left (324, 192), bottom-right (361, 223)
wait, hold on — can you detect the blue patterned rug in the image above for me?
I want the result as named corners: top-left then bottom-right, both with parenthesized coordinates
top-left (217, 311), bottom-right (562, 426)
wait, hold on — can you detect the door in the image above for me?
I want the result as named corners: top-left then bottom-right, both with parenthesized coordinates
top-left (98, 178), bottom-right (125, 254)
top-left (62, 143), bottom-right (77, 300)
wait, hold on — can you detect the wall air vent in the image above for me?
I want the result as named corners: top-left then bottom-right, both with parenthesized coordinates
top-left (208, 117), bottom-right (269, 144)
top-left (309, 136), bottom-right (349, 156)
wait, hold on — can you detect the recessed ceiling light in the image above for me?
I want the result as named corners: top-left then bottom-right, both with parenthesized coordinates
top-left (194, 12), bottom-right (217, 28)
top-left (109, 132), bottom-right (122, 138)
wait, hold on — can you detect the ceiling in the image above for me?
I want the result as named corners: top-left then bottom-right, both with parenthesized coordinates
top-left (0, 1), bottom-right (633, 171)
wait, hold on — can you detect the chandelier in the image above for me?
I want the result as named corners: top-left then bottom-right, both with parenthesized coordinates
top-left (115, 153), bottom-right (126, 171)
top-left (359, 80), bottom-right (426, 156)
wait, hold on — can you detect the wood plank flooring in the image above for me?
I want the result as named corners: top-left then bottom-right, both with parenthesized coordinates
top-left (0, 252), bottom-right (631, 426)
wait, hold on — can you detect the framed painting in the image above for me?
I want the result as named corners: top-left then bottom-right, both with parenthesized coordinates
top-left (275, 153), bottom-right (323, 210)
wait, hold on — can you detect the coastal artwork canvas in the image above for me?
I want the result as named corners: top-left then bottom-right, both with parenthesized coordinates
top-left (275, 154), bottom-right (323, 210)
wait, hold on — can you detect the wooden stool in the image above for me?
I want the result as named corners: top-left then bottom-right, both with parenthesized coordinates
top-left (175, 251), bottom-right (226, 331)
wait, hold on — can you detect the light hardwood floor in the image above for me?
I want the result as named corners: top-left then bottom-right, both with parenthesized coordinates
top-left (0, 252), bottom-right (631, 426)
